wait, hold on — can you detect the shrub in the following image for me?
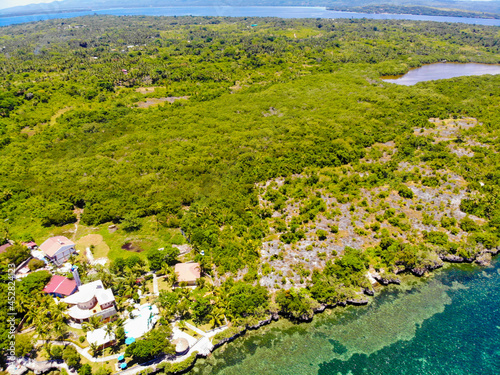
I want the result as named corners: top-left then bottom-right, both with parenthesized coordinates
top-left (440, 216), bottom-right (457, 229)
top-left (78, 364), bottom-right (92, 375)
top-left (459, 217), bottom-right (479, 232)
top-left (50, 345), bottom-right (64, 359)
top-left (316, 230), bottom-right (328, 240)
top-left (15, 335), bottom-right (33, 357)
top-left (28, 258), bottom-right (45, 271)
top-left (62, 345), bottom-right (81, 368)
top-left (398, 185), bottom-right (414, 199)
top-left (423, 231), bottom-right (449, 246)
top-left (422, 176), bottom-right (439, 187)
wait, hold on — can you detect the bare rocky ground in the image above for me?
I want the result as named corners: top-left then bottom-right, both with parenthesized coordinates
top-left (251, 118), bottom-right (486, 292)
top-left (135, 96), bottom-right (189, 108)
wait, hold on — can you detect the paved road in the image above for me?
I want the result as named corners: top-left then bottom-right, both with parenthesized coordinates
top-left (152, 273), bottom-right (159, 296)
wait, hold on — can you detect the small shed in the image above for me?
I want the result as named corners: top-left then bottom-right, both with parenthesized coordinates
top-left (22, 241), bottom-right (37, 250)
top-left (174, 262), bottom-right (201, 286)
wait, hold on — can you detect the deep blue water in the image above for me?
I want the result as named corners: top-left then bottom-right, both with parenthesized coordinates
top-left (190, 260), bottom-right (500, 374)
top-left (2, 6), bottom-right (500, 27)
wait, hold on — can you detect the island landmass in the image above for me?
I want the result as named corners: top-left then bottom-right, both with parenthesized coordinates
top-left (0, 15), bottom-right (499, 375)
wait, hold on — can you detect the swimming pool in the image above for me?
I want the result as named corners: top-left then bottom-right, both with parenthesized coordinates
top-left (123, 303), bottom-right (159, 339)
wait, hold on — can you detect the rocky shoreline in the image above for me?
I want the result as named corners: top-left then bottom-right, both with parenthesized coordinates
top-left (13, 248), bottom-right (499, 375)
top-left (205, 246), bottom-right (500, 353)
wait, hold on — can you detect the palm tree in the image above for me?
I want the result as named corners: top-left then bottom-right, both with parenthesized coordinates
top-left (104, 324), bottom-right (114, 345)
top-left (53, 320), bottom-right (68, 341)
top-left (165, 269), bottom-right (177, 288)
top-left (112, 317), bottom-right (125, 331)
top-left (88, 315), bottom-right (103, 330)
top-left (90, 342), bottom-right (100, 358)
top-left (207, 308), bottom-right (225, 329)
top-left (159, 263), bottom-right (170, 277)
top-left (178, 320), bottom-right (187, 331)
top-left (82, 315), bottom-right (102, 332)
top-left (96, 267), bottom-right (114, 289)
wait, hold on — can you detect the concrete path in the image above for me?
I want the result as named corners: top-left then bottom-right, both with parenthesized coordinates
top-left (86, 247), bottom-right (95, 264)
top-left (29, 323), bottom-right (229, 375)
top-left (206, 325), bottom-right (229, 338)
top-left (152, 273), bottom-right (159, 296)
top-left (184, 322), bottom-right (206, 337)
top-left (171, 327), bottom-right (197, 347)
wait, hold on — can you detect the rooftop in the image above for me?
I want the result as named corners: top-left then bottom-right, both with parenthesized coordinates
top-left (86, 326), bottom-right (115, 346)
top-left (39, 236), bottom-right (75, 257)
top-left (63, 280), bottom-right (115, 305)
top-left (0, 243), bottom-right (12, 254)
top-left (43, 275), bottom-right (77, 296)
top-left (175, 262), bottom-right (201, 283)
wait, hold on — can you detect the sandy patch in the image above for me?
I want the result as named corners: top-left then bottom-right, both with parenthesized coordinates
top-left (76, 234), bottom-right (110, 259)
top-left (135, 96), bottom-right (189, 108)
top-left (135, 87), bottom-right (156, 94)
top-left (50, 107), bottom-right (72, 126)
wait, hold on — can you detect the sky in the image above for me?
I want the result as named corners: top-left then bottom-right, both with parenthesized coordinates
top-left (0, 0), bottom-right (58, 10)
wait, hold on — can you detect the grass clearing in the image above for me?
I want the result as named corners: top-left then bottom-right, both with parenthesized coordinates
top-left (75, 234), bottom-right (110, 259)
top-left (156, 276), bottom-right (173, 292)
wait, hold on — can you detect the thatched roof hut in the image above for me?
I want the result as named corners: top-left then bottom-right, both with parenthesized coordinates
top-left (172, 338), bottom-right (189, 355)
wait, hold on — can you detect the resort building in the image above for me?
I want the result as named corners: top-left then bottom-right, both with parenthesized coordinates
top-left (43, 275), bottom-right (78, 298)
top-left (174, 262), bottom-right (201, 286)
top-left (62, 280), bottom-right (117, 323)
top-left (39, 236), bottom-right (76, 266)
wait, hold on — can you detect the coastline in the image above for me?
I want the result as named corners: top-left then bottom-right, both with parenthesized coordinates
top-left (139, 246), bottom-right (500, 375)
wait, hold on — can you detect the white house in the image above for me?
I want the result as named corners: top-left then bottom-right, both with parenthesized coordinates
top-left (39, 236), bottom-right (76, 266)
top-left (62, 280), bottom-right (117, 323)
top-left (86, 326), bottom-right (115, 348)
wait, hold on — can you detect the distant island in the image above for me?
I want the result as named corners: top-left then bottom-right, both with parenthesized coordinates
top-left (327, 5), bottom-right (500, 19)
top-left (2, 0), bottom-right (500, 18)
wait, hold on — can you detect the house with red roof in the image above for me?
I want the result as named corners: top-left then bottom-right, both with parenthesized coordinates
top-left (0, 243), bottom-right (12, 255)
top-left (39, 236), bottom-right (76, 266)
top-left (43, 275), bottom-right (78, 298)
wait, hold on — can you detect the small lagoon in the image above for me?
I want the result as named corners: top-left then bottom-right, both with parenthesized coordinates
top-left (382, 63), bottom-right (500, 85)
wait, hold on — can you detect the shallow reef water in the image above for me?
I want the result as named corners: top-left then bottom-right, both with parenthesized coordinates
top-left (190, 260), bottom-right (500, 375)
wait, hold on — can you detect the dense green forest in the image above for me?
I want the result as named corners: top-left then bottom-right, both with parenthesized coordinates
top-left (1, 15), bottom-right (500, 367)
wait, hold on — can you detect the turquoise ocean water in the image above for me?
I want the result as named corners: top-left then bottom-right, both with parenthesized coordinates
top-left (2, 7), bottom-right (500, 27)
top-left (190, 260), bottom-right (500, 375)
